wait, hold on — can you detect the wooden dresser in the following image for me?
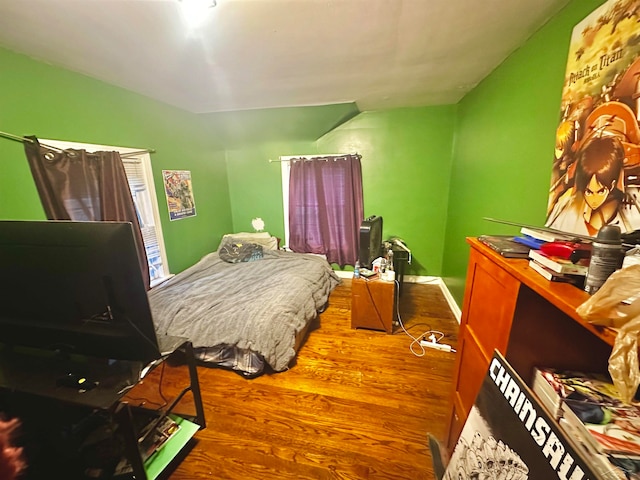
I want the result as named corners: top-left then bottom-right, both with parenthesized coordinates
top-left (445, 237), bottom-right (619, 453)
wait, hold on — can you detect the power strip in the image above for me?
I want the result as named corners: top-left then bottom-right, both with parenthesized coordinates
top-left (419, 340), bottom-right (452, 352)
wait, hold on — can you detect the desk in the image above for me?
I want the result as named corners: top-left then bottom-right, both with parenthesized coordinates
top-left (446, 238), bottom-right (616, 454)
top-left (351, 276), bottom-right (396, 333)
top-left (0, 342), bottom-right (205, 479)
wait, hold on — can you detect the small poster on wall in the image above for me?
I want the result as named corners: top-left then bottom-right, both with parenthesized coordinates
top-left (162, 170), bottom-right (196, 221)
top-left (546, 0), bottom-right (640, 237)
top-left (444, 351), bottom-right (600, 480)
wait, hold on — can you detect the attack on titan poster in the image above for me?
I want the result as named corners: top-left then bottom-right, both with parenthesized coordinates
top-left (546, 0), bottom-right (640, 237)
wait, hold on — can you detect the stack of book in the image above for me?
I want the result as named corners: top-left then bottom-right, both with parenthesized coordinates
top-left (514, 226), bottom-right (575, 250)
top-left (532, 367), bottom-right (640, 479)
top-left (528, 248), bottom-right (588, 287)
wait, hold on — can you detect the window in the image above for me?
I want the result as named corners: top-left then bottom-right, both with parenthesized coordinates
top-left (280, 154), bottom-right (363, 267)
top-left (280, 154), bottom-right (355, 246)
top-left (42, 139), bottom-right (170, 286)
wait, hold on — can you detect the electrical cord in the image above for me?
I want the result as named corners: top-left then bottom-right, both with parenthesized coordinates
top-left (394, 279), bottom-right (456, 356)
top-left (357, 276), bottom-right (456, 355)
top-left (120, 361), bottom-right (169, 409)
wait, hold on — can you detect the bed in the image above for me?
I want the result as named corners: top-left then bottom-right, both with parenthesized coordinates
top-left (147, 232), bottom-right (340, 377)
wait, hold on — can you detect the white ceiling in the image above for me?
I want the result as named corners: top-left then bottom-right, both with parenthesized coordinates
top-left (0, 0), bottom-right (571, 114)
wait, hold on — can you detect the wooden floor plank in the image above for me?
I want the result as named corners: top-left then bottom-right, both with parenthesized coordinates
top-left (144, 279), bottom-right (458, 479)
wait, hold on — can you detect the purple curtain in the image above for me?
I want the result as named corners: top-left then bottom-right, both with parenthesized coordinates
top-left (288, 154), bottom-right (364, 267)
top-left (24, 137), bottom-right (151, 290)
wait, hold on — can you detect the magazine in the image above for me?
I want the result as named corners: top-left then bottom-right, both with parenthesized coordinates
top-left (533, 367), bottom-right (640, 459)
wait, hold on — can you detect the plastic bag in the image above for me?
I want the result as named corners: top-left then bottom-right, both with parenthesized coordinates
top-left (218, 240), bottom-right (263, 263)
top-left (576, 264), bottom-right (640, 403)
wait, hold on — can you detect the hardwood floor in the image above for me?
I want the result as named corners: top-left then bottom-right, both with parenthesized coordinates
top-left (132, 279), bottom-right (459, 479)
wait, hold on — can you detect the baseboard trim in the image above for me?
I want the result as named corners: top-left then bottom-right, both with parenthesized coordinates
top-left (405, 275), bottom-right (462, 324)
top-left (334, 270), bottom-right (355, 279)
top-left (334, 271), bottom-right (462, 323)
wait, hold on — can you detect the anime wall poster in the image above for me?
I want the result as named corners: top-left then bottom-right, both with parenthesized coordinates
top-left (444, 352), bottom-right (602, 480)
top-left (162, 170), bottom-right (196, 221)
top-left (546, 0), bottom-right (640, 237)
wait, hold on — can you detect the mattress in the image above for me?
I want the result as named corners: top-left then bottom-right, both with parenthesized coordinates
top-left (148, 249), bottom-right (339, 377)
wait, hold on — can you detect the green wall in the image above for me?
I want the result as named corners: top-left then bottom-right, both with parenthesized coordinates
top-left (318, 107), bottom-right (456, 276)
top-left (225, 140), bottom-right (317, 239)
top-left (0, 0), bottom-right (610, 305)
top-left (224, 106), bottom-right (457, 276)
top-left (441, 0), bottom-right (606, 303)
top-left (0, 47), bottom-right (233, 273)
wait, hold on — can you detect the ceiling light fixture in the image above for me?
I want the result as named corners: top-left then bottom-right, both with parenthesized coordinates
top-left (179, 0), bottom-right (217, 29)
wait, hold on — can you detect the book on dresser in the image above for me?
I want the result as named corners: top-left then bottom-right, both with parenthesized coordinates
top-left (532, 367), bottom-right (640, 476)
top-left (513, 234), bottom-right (546, 250)
top-left (528, 259), bottom-right (586, 287)
top-left (520, 226), bottom-right (575, 243)
top-left (529, 249), bottom-right (589, 275)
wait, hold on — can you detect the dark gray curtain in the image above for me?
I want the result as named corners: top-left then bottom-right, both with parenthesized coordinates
top-left (288, 154), bottom-right (364, 267)
top-left (24, 137), bottom-right (150, 290)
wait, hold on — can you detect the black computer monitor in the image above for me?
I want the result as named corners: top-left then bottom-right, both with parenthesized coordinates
top-left (358, 215), bottom-right (383, 269)
top-left (0, 220), bottom-right (160, 362)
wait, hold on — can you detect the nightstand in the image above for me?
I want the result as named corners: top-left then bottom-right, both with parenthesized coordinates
top-left (351, 276), bottom-right (396, 333)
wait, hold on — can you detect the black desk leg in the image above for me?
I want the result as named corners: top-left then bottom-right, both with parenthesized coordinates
top-left (116, 403), bottom-right (147, 480)
top-left (184, 342), bottom-right (206, 429)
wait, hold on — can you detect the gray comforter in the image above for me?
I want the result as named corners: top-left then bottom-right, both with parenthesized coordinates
top-left (148, 250), bottom-right (340, 372)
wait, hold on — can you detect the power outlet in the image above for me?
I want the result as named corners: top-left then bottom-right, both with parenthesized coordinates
top-left (419, 340), bottom-right (452, 352)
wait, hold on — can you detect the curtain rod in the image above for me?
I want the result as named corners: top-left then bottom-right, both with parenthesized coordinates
top-left (121, 149), bottom-right (156, 158)
top-left (0, 130), bottom-right (36, 145)
top-left (0, 129), bottom-right (155, 157)
top-left (269, 153), bottom-right (360, 163)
